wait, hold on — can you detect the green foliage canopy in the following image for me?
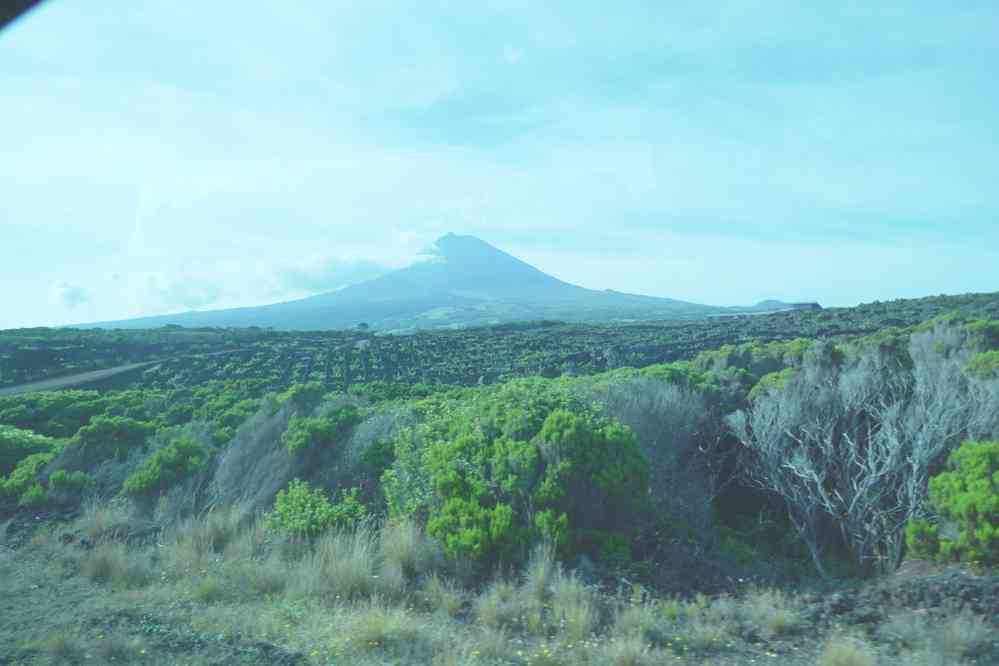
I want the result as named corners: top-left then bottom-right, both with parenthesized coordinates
top-left (383, 379), bottom-right (649, 565)
top-left (282, 405), bottom-right (361, 453)
top-left (0, 425), bottom-right (57, 477)
top-left (71, 415), bottom-right (153, 466)
top-left (906, 441), bottom-right (999, 565)
top-left (122, 435), bottom-right (208, 502)
top-left (264, 479), bottom-right (367, 536)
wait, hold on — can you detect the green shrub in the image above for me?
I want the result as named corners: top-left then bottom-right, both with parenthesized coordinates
top-left (282, 405), bottom-right (360, 452)
top-left (905, 518), bottom-right (940, 559)
top-left (18, 482), bottom-right (48, 507)
top-left (966, 351), bottom-right (999, 379)
top-left (48, 469), bottom-right (92, 504)
top-left (264, 479), bottom-right (367, 536)
top-left (210, 398), bottom-right (260, 445)
top-left (0, 390), bottom-right (106, 438)
top-left (0, 425), bottom-right (57, 477)
top-left (278, 383), bottom-right (325, 414)
top-left (748, 368), bottom-right (796, 400)
top-left (49, 469), bottom-right (91, 491)
top-left (122, 435), bottom-right (207, 502)
top-left (906, 441), bottom-right (999, 564)
top-left (384, 379), bottom-right (649, 565)
top-left (1, 451), bottom-right (55, 502)
top-left (965, 319), bottom-right (999, 350)
top-left (72, 415), bottom-right (153, 466)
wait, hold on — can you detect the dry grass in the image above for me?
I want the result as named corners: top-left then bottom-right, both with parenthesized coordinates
top-left (466, 625), bottom-right (512, 662)
top-left (76, 497), bottom-right (142, 542)
top-left (549, 567), bottom-right (599, 641)
top-left (933, 609), bottom-right (991, 659)
top-left (161, 503), bottom-right (248, 564)
top-left (474, 578), bottom-right (522, 629)
top-left (223, 518), bottom-right (269, 560)
top-left (419, 573), bottom-right (466, 617)
top-left (228, 551), bottom-right (288, 597)
top-left (291, 525), bottom-right (381, 600)
top-left (18, 502), bottom-right (996, 666)
top-left (93, 633), bottom-right (145, 663)
top-left (612, 601), bottom-right (661, 641)
top-left (379, 518), bottom-right (442, 577)
top-left (818, 635), bottom-right (877, 666)
top-left (523, 542), bottom-right (557, 601)
top-left (81, 540), bottom-right (153, 588)
top-left (190, 574), bottom-right (229, 603)
top-left (683, 614), bottom-right (731, 651)
top-left (879, 608), bottom-right (991, 660)
top-left (597, 634), bottom-right (660, 666)
top-left (740, 587), bottom-right (800, 637)
top-left (336, 598), bottom-right (437, 660)
top-left (879, 610), bottom-right (928, 649)
top-left (36, 631), bottom-right (87, 665)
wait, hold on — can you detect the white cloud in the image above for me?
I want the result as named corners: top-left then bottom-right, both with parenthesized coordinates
top-left (52, 283), bottom-right (90, 309)
top-left (278, 257), bottom-right (390, 294)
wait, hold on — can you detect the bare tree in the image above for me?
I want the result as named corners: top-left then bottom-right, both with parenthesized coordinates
top-left (728, 325), bottom-right (999, 577)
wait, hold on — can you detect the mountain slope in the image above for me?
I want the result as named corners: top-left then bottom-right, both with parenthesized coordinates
top-left (80, 234), bottom-right (810, 331)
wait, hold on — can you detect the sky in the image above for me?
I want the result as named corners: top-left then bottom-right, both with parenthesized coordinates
top-left (1, 1), bottom-right (998, 329)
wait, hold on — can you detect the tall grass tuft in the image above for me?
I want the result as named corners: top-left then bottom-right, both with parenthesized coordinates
top-left (291, 525), bottom-right (378, 600)
top-left (81, 540), bottom-right (152, 588)
top-left (379, 518), bottom-right (441, 578)
top-left (76, 497), bottom-right (142, 542)
top-left (741, 588), bottom-right (800, 637)
top-left (337, 598), bottom-right (431, 658)
top-left (419, 573), bottom-right (466, 617)
top-left (474, 578), bottom-right (522, 629)
top-left (550, 567), bottom-right (599, 641)
top-left (933, 610), bottom-right (991, 659)
top-left (817, 635), bottom-right (877, 666)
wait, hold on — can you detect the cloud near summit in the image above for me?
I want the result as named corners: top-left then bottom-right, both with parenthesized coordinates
top-left (278, 258), bottom-right (390, 294)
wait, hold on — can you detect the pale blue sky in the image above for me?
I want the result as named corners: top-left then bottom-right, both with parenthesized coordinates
top-left (2, 1), bottom-right (997, 328)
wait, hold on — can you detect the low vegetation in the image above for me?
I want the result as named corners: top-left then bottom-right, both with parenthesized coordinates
top-left (1, 304), bottom-right (998, 663)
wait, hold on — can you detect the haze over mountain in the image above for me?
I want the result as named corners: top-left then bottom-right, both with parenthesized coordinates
top-left (79, 234), bottom-right (815, 332)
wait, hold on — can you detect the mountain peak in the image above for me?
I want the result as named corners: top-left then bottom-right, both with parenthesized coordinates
top-left (431, 233), bottom-right (505, 260)
top-left (77, 234), bottom-right (767, 331)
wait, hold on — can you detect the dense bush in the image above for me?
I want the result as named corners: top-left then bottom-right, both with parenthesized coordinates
top-left (906, 441), bottom-right (999, 565)
top-left (967, 351), bottom-right (999, 379)
top-left (122, 435), bottom-right (208, 503)
top-left (383, 379), bottom-right (649, 566)
top-left (278, 382), bottom-right (326, 414)
top-left (264, 479), bottom-right (367, 536)
top-left (0, 390), bottom-right (107, 438)
top-left (47, 469), bottom-right (92, 504)
top-left (748, 367), bottom-right (796, 400)
top-left (71, 415), bottom-right (154, 466)
top-left (1, 450), bottom-right (56, 504)
top-left (282, 405), bottom-right (360, 453)
top-left (0, 425), bottom-right (57, 477)
top-left (965, 319), bottom-right (999, 350)
top-left (209, 398), bottom-right (260, 445)
top-left (17, 482), bottom-right (47, 507)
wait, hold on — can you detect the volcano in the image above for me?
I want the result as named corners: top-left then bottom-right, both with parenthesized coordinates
top-left (81, 234), bottom-right (810, 331)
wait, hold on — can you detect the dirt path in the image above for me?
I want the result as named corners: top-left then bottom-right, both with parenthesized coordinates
top-left (0, 348), bottom-right (248, 397)
top-left (0, 362), bottom-right (161, 397)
